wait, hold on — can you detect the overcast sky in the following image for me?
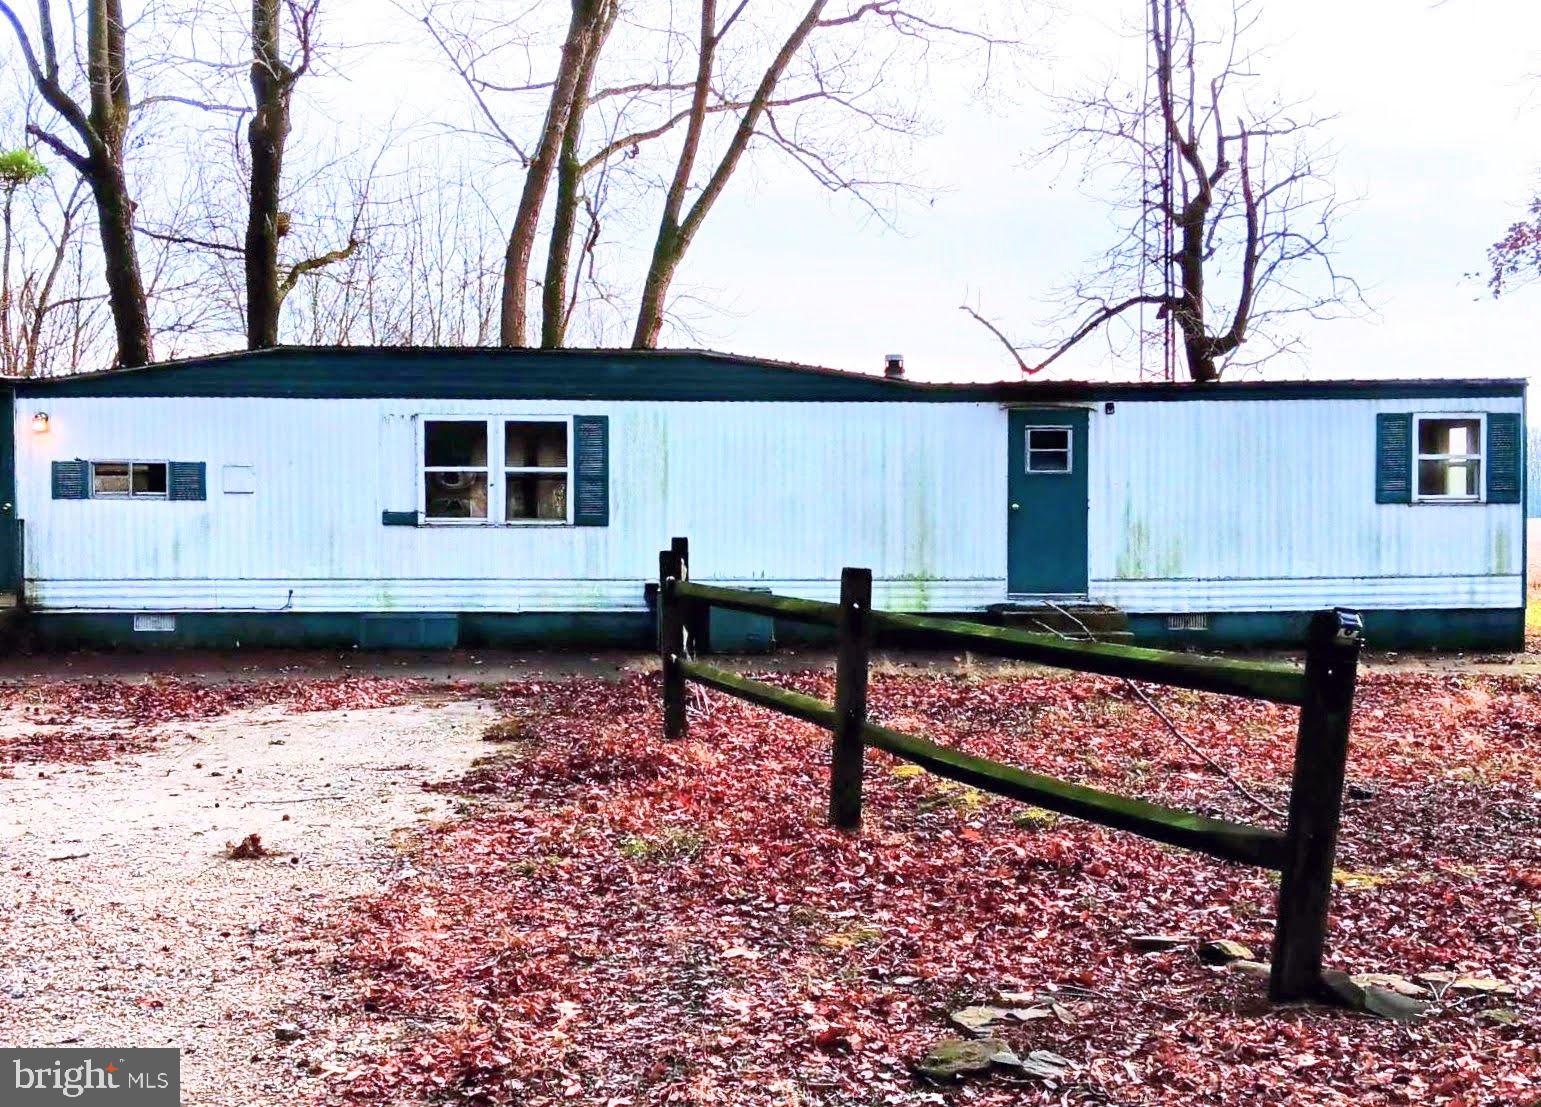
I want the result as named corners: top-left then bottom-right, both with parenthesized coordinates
top-left (668, 0), bottom-right (1541, 384)
top-left (509, 0), bottom-right (1536, 385)
top-left (13, 0), bottom-right (1540, 385)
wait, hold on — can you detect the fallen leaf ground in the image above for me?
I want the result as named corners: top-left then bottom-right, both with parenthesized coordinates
top-left (0, 676), bottom-right (424, 773)
top-left (320, 670), bottom-right (1541, 1107)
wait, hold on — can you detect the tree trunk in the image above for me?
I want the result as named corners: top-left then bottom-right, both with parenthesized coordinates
top-left (631, 0), bottom-right (827, 349)
top-left (88, 153), bottom-right (151, 367)
top-left (1173, 198), bottom-right (1216, 382)
top-left (89, 0), bottom-right (152, 367)
top-left (500, 0), bottom-right (605, 347)
top-left (2, 0), bottom-right (155, 366)
top-left (1, 188), bottom-right (15, 377)
top-left (246, 0), bottom-right (290, 350)
top-left (539, 0), bottom-right (614, 348)
top-left (631, 230), bottom-right (684, 349)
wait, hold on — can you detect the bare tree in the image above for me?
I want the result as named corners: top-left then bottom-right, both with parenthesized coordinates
top-left (966, 0), bottom-right (1356, 382)
top-left (422, 0), bottom-right (1007, 350)
top-left (0, 148), bottom-right (49, 373)
top-left (128, 0), bottom-right (363, 349)
top-left (1, 0), bottom-right (154, 366)
top-left (629, 0), bottom-right (827, 348)
top-left (247, 0), bottom-right (356, 348)
top-left (539, 0), bottom-right (618, 347)
top-left (0, 107), bottom-right (114, 376)
top-left (280, 160), bottom-right (505, 347)
top-left (630, 0), bottom-right (1006, 348)
top-left (492, 0), bottom-right (615, 346)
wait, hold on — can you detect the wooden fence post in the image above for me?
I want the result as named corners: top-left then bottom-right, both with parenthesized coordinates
top-left (829, 567), bottom-right (872, 830)
top-left (1270, 608), bottom-right (1362, 1002)
top-left (660, 548), bottom-right (688, 741)
top-left (671, 536), bottom-right (703, 652)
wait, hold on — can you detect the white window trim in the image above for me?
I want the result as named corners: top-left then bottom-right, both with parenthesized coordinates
top-left (89, 459), bottom-right (170, 500)
top-left (501, 416), bottom-right (573, 527)
top-left (1411, 412), bottom-right (1486, 504)
top-left (417, 416), bottom-right (575, 526)
top-left (419, 418), bottom-right (492, 525)
top-left (1024, 425), bottom-right (1074, 475)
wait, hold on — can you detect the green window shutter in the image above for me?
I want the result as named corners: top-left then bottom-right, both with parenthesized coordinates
top-left (51, 460), bottom-right (89, 499)
top-left (381, 510), bottom-right (418, 526)
top-left (168, 462), bottom-right (206, 501)
top-left (572, 415), bottom-right (609, 526)
top-left (1486, 412), bottom-right (1523, 504)
top-left (1375, 413), bottom-right (1412, 504)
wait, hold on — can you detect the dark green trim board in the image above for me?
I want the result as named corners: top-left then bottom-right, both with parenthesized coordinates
top-left (572, 415), bottom-right (609, 525)
top-left (27, 610), bottom-right (656, 650)
top-left (168, 461), bottom-right (207, 501)
top-left (16, 606), bottom-right (1524, 652)
top-left (1375, 413), bottom-right (1412, 503)
top-left (1129, 608), bottom-right (1524, 651)
top-left (381, 510), bottom-right (417, 526)
top-left (52, 460), bottom-right (89, 499)
top-left (1486, 412), bottom-right (1523, 504)
top-left (7, 346), bottom-right (1527, 404)
top-left (359, 614), bottom-right (459, 649)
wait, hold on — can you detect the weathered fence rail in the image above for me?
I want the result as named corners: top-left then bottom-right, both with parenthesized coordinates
top-left (657, 539), bottom-right (1362, 1004)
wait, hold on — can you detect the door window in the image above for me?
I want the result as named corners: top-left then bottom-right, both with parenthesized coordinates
top-left (1025, 426), bottom-right (1073, 473)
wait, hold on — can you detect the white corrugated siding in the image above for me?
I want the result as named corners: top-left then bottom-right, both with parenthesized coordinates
top-left (1084, 395), bottom-right (1525, 611)
top-left (12, 391), bottom-right (1524, 615)
top-left (14, 398), bottom-right (1007, 612)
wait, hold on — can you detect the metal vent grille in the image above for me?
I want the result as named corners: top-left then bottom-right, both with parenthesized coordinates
top-left (1165, 613), bottom-right (1210, 632)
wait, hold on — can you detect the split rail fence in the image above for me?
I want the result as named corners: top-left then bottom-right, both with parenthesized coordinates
top-left (657, 538), bottom-right (1363, 1004)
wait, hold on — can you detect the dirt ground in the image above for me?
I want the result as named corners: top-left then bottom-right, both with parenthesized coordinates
top-left (0, 640), bottom-right (1537, 685)
top-left (0, 689), bottom-right (496, 1107)
top-left (0, 639), bottom-right (1536, 1106)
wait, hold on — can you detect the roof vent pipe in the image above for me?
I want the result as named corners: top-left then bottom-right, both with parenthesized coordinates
top-left (884, 353), bottom-right (904, 379)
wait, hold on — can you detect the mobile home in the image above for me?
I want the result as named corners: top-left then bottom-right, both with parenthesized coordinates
top-left (0, 347), bottom-right (1525, 650)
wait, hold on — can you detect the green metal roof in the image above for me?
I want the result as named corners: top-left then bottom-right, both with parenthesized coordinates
top-left (4, 346), bottom-right (1528, 402)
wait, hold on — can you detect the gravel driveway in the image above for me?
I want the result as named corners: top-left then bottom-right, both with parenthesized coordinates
top-left (0, 692), bottom-right (492, 1106)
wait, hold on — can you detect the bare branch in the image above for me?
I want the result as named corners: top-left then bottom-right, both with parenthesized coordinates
top-left (136, 226), bottom-right (245, 255)
top-left (279, 238), bottom-right (360, 298)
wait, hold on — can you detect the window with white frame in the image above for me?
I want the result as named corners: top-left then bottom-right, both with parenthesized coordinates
top-left (1414, 415), bottom-right (1484, 502)
top-left (420, 417), bottom-right (572, 524)
top-left (91, 461), bottom-right (168, 499)
top-left (1025, 426), bottom-right (1073, 473)
top-left (504, 420), bottom-right (569, 522)
top-left (423, 420), bottom-right (490, 520)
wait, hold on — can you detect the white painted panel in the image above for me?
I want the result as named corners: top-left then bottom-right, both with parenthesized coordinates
top-left (221, 465), bottom-right (256, 494)
top-left (1083, 395), bottom-right (1526, 611)
top-left (12, 391), bottom-right (1524, 616)
top-left (15, 397), bottom-right (1008, 612)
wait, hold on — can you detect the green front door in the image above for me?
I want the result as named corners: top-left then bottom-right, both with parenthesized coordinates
top-left (1007, 408), bottom-right (1089, 595)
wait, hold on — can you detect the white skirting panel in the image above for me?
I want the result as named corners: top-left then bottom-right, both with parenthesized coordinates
top-left (1092, 574), bottom-right (1524, 612)
top-left (25, 576), bottom-right (1009, 614)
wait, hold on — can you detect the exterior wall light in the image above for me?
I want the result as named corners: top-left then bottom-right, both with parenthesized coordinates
top-left (32, 412), bottom-right (49, 433)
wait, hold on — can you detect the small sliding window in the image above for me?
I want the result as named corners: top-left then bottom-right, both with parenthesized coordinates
top-left (91, 461), bottom-right (168, 499)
